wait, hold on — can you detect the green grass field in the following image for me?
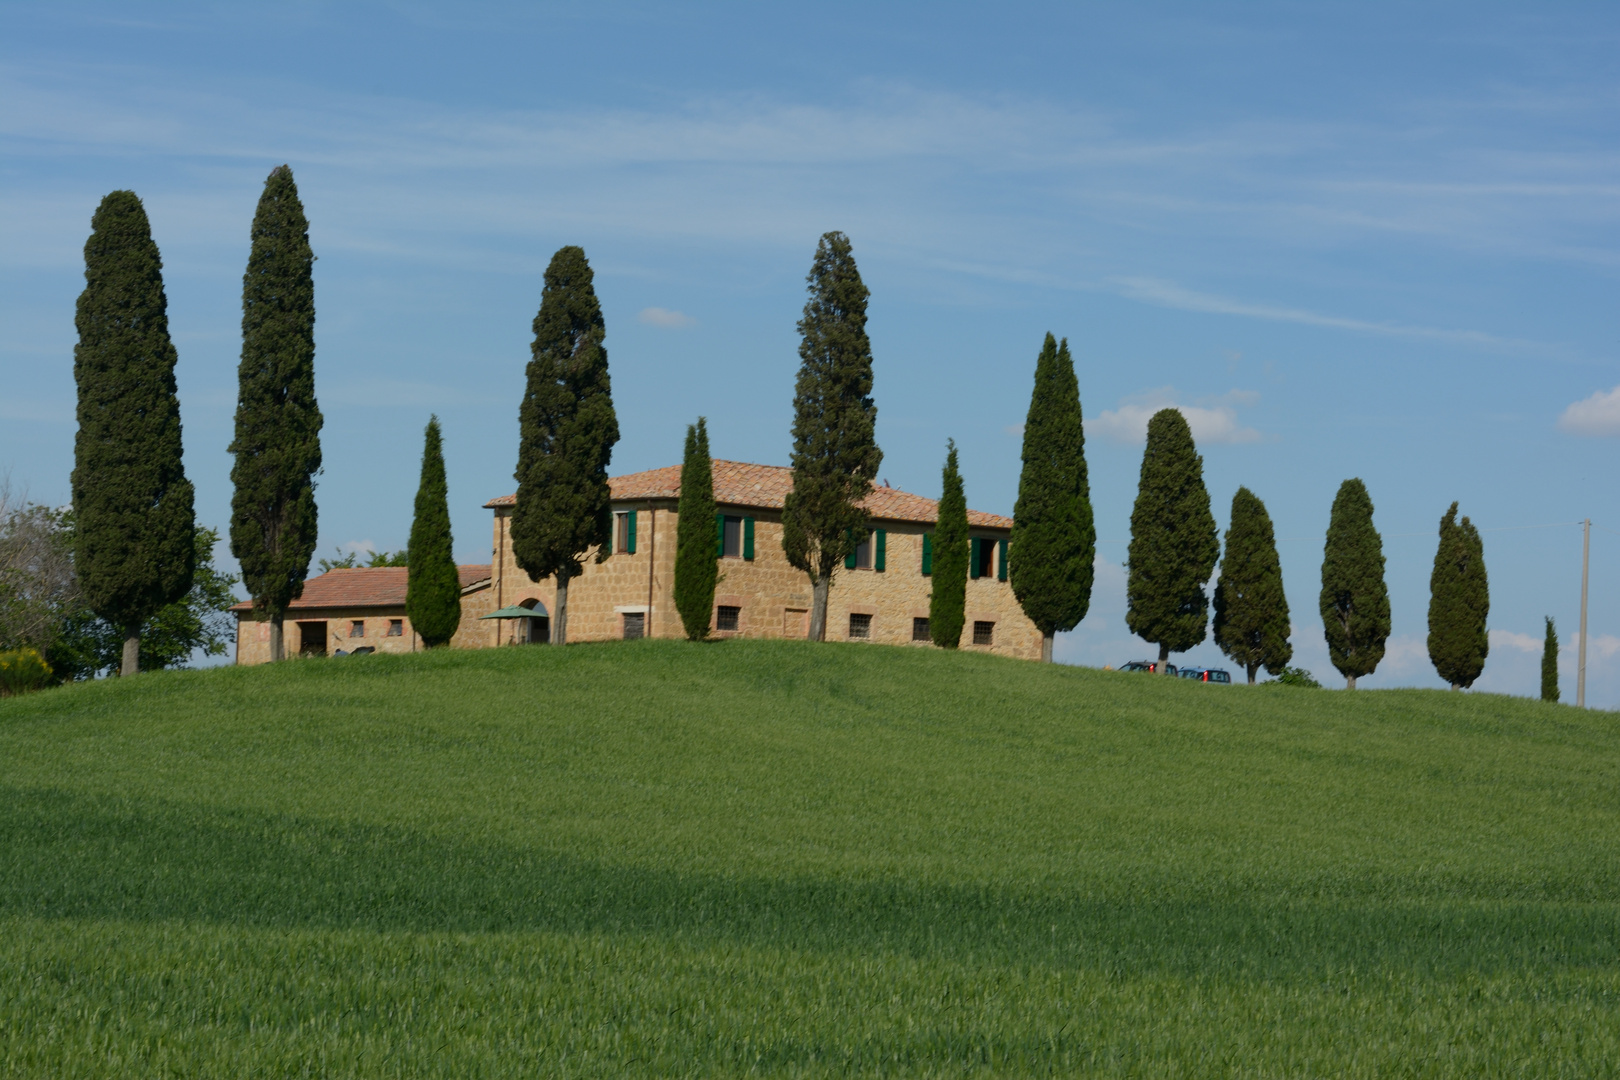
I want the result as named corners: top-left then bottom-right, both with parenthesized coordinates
top-left (1, 639), bottom-right (1617, 1077)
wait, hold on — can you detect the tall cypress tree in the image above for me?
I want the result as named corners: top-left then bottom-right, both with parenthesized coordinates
top-left (1126, 409), bottom-right (1219, 673)
top-left (674, 417), bottom-right (718, 641)
top-left (511, 245), bottom-right (619, 644)
top-left (1010, 333), bottom-right (1095, 662)
top-left (1542, 616), bottom-right (1560, 702)
top-left (1427, 502), bottom-right (1489, 689)
top-left (230, 165), bottom-right (322, 662)
top-left (929, 440), bottom-right (969, 649)
top-left (406, 416), bottom-right (460, 648)
top-left (782, 232), bottom-right (882, 642)
top-left (71, 190), bottom-right (196, 676)
top-left (1319, 478), bottom-right (1390, 689)
top-left (1212, 486), bottom-right (1292, 684)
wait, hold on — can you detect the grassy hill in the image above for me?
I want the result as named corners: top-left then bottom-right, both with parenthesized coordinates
top-left (2, 639), bottom-right (1617, 1077)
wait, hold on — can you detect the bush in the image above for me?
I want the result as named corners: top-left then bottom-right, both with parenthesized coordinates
top-left (0, 648), bottom-right (52, 696)
top-left (1265, 666), bottom-right (1322, 688)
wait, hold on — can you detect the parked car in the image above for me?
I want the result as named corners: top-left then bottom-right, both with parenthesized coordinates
top-left (1177, 667), bottom-right (1232, 684)
top-left (1120, 660), bottom-right (1177, 675)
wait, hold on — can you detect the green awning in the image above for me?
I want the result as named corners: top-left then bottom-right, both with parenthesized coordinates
top-left (480, 604), bottom-right (548, 619)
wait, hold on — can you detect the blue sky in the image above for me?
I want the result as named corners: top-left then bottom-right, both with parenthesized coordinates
top-left (3, 2), bottom-right (1617, 698)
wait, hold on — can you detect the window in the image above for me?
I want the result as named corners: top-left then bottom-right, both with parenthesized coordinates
top-left (721, 515), bottom-right (742, 558)
top-left (848, 613), bottom-right (872, 640)
top-left (613, 511), bottom-right (636, 554)
top-left (716, 605), bottom-right (740, 632)
top-left (973, 620), bottom-right (995, 646)
top-left (852, 536), bottom-right (873, 569)
top-left (623, 612), bottom-right (645, 640)
top-left (349, 620), bottom-right (365, 638)
top-left (387, 619), bottom-right (403, 637)
top-left (912, 617), bottom-right (930, 642)
top-left (974, 539), bottom-right (996, 579)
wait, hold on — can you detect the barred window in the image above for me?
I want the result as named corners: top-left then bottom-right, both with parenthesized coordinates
top-left (848, 613), bottom-right (872, 640)
top-left (716, 605), bottom-right (740, 632)
top-left (972, 621), bottom-right (994, 646)
top-left (912, 617), bottom-right (930, 642)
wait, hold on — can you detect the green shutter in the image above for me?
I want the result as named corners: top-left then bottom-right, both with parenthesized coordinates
top-left (715, 513), bottom-right (726, 558)
top-left (970, 537), bottom-right (982, 579)
top-left (627, 510), bottom-right (637, 554)
top-left (845, 528), bottom-right (857, 570)
top-left (997, 537), bottom-right (1007, 581)
top-left (874, 528), bottom-right (886, 571)
top-left (921, 532), bottom-right (933, 575)
top-left (743, 516), bottom-right (755, 560)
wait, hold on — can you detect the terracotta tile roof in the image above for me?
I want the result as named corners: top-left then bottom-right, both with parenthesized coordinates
top-left (485, 460), bottom-right (1014, 529)
top-left (230, 564), bottom-right (493, 613)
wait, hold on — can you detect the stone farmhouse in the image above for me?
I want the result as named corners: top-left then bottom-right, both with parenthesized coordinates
top-left (234, 459), bottom-right (1041, 663)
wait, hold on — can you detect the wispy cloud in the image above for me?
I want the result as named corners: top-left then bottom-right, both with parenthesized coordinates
top-left (1558, 385), bottom-right (1620, 436)
top-left (637, 307), bottom-right (696, 329)
top-left (1087, 387), bottom-right (1263, 446)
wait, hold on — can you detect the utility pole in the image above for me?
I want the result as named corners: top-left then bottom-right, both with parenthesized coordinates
top-left (1578, 518), bottom-right (1590, 708)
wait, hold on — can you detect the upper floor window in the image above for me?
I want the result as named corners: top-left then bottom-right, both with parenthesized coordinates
top-left (349, 620), bottom-right (365, 638)
top-left (613, 511), bottom-right (637, 554)
top-left (718, 515), bottom-right (755, 560)
top-left (974, 539), bottom-right (996, 579)
top-left (845, 528), bottom-right (885, 571)
top-left (852, 536), bottom-right (873, 569)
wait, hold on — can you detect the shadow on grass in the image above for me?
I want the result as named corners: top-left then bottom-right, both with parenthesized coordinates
top-left (5, 786), bottom-right (1618, 984)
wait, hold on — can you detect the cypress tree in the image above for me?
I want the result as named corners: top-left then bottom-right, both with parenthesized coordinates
top-left (1542, 616), bottom-right (1560, 702)
top-left (1427, 502), bottom-right (1489, 689)
top-left (1010, 333), bottom-right (1095, 662)
top-left (1212, 487), bottom-right (1292, 684)
top-left (782, 232), bottom-right (882, 642)
top-left (1126, 409), bottom-right (1219, 673)
top-left (929, 440), bottom-right (969, 649)
top-left (673, 417), bottom-right (718, 641)
top-left (406, 416), bottom-right (460, 647)
top-left (1319, 478), bottom-right (1391, 689)
top-left (71, 190), bottom-right (196, 676)
top-left (229, 165), bottom-right (322, 662)
top-left (511, 245), bottom-right (619, 644)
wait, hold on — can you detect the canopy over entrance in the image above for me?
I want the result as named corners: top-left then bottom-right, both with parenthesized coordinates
top-left (480, 603), bottom-right (549, 619)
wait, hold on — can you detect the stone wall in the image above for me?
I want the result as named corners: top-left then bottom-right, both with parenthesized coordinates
top-left (234, 583), bottom-right (498, 664)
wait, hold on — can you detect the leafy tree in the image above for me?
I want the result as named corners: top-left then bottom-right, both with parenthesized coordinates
top-left (71, 190), bottom-right (196, 676)
top-left (1010, 333), bottom-right (1095, 662)
top-left (1213, 486), bottom-right (1292, 684)
top-left (1427, 502), bottom-right (1489, 689)
top-left (1126, 409), bottom-right (1218, 673)
top-left (318, 548), bottom-right (406, 571)
top-left (406, 416), bottom-right (461, 648)
top-left (674, 417), bottom-right (718, 641)
top-left (1265, 666), bottom-right (1322, 689)
top-left (781, 232), bottom-right (882, 641)
top-left (368, 550), bottom-right (408, 567)
top-left (929, 440), bottom-right (969, 649)
top-left (51, 526), bottom-right (238, 680)
top-left (1319, 478), bottom-right (1390, 689)
top-left (230, 165), bottom-right (322, 662)
top-left (511, 246), bottom-right (620, 645)
top-left (0, 487), bottom-right (78, 656)
top-left (1542, 617), bottom-right (1560, 703)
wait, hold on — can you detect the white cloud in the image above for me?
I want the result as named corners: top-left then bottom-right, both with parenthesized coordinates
top-left (1377, 634), bottom-right (1432, 675)
top-left (1490, 629), bottom-right (1542, 654)
top-left (637, 307), bottom-right (696, 329)
top-left (1087, 387), bottom-right (1263, 445)
top-left (1557, 385), bottom-right (1620, 436)
top-left (1565, 633), bottom-right (1620, 661)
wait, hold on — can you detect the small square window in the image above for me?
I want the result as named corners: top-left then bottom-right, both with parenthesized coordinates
top-left (912, 617), bottom-right (930, 642)
top-left (716, 605), bottom-right (740, 632)
top-left (975, 541), bottom-right (996, 579)
top-left (623, 612), bottom-right (645, 640)
top-left (972, 620), bottom-right (995, 646)
top-left (722, 515), bottom-right (743, 558)
top-left (349, 620), bottom-right (365, 638)
top-left (848, 613), bottom-right (872, 640)
top-left (387, 619), bottom-right (403, 637)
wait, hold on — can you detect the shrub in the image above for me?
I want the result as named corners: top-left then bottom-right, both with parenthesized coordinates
top-left (0, 648), bottom-right (52, 696)
top-left (1266, 666), bottom-right (1322, 689)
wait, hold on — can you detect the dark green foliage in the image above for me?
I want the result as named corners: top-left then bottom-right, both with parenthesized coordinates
top-left (929, 440), bottom-right (968, 649)
top-left (229, 165), bottom-right (323, 649)
top-left (50, 526), bottom-right (238, 680)
top-left (70, 190), bottom-right (196, 672)
top-left (1320, 479), bottom-right (1391, 688)
top-left (1213, 487), bottom-right (1292, 684)
top-left (317, 549), bottom-right (406, 572)
top-left (511, 246), bottom-right (619, 644)
top-left (1010, 334), bottom-right (1095, 659)
top-left (406, 417), bottom-right (461, 648)
top-left (1427, 502), bottom-right (1489, 689)
top-left (1126, 409), bottom-right (1218, 666)
top-left (1542, 617), bottom-right (1560, 703)
top-left (781, 232), bottom-right (882, 641)
top-left (674, 418), bottom-right (718, 641)
top-left (1266, 666), bottom-right (1323, 688)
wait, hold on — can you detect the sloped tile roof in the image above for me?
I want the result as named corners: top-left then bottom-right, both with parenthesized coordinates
top-left (485, 460), bottom-right (1013, 529)
top-left (230, 564), bottom-right (493, 613)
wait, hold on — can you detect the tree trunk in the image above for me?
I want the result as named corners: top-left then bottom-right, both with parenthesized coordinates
top-left (1247, 663), bottom-right (1258, 685)
top-left (1158, 642), bottom-right (1171, 674)
top-left (1450, 682), bottom-right (1460, 691)
top-left (555, 577), bottom-right (570, 644)
top-left (120, 626), bottom-right (140, 676)
top-left (808, 574), bottom-right (831, 642)
top-left (1041, 633), bottom-right (1054, 663)
top-left (269, 616), bottom-right (284, 662)
top-left (1346, 674), bottom-right (1357, 690)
